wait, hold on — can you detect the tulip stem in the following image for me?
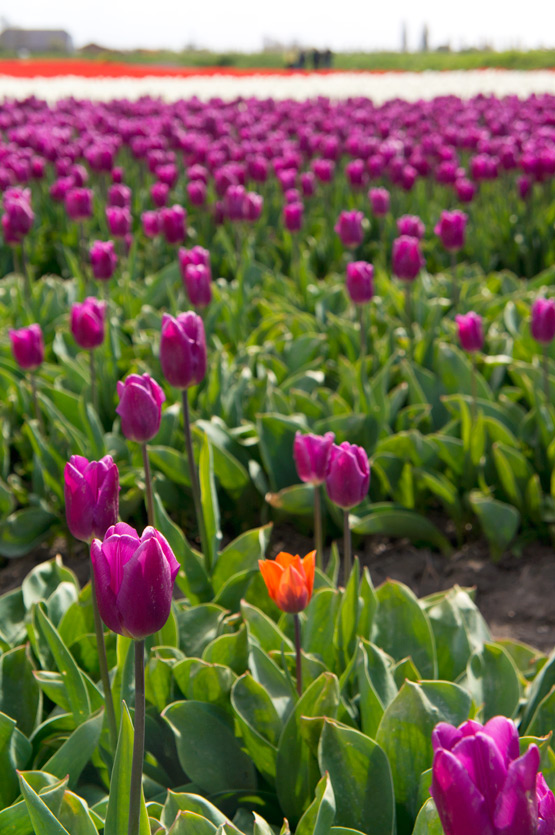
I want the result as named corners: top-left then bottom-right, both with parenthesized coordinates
top-left (404, 283), bottom-right (413, 361)
top-left (294, 614), bottom-right (302, 697)
top-left (543, 343), bottom-right (550, 404)
top-left (141, 443), bottom-right (155, 528)
top-left (128, 639), bottom-right (145, 835)
top-left (182, 389), bottom-right (209, 566)
top-left (358, 304), bottom-right (367, 357)
top-left (20, 241), bottom-right (31, 304)
top-left (89, 349), bottom-right (98, 414)
top-left (343, 509), bottom-right (352, 582)
top-left (314, 485), bottom-right (323, 572)
top-left (451, 252), bottom-right (459, 309)
top-left (471, 354), bottom-right (478, 425)
top-left (30, 373), bottom-right (44, 433)
top-left (90, 567), bottom-right (118, 752)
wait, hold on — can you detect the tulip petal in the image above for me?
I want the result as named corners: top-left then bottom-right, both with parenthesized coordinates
top-left (116, 537), bottom-right (173, 639)
top-left (259, 559), bottom-right (283, 602)
top-left (102, 533), bottom-right (142, 596)
top-left (275, 564), bottom-right (309, 613)
top-left (141, 527), bottom-right (180, 580)
top-left (452, 732), bottom-right (506, 822)
top-left (431, 749), bottom-right (495, 835)
top-left (483, 716), bottom-right (520, 768)
top-left (90, 539), bottom-right (124, 635)
top-left (432, 722), bottom-right (463, 753)
top-left (275, 551), bottom-right (297, 569)
top-left (494, 744), bottom-right (539, 835)
top-left (301, 550), bottom-right (316, 599)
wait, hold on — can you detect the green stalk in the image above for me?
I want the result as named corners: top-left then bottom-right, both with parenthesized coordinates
top-left (89, 349), bottom-right (98, 414)
top-left (471, 353), bottom-right (478, 425)
top-left (30, 372), bottom-right (44, 433)
top-left (343, 509), bottom-right (352, 582)
top-left (404, 283), bottom-right (413, 361)
top-left (294, 614), bottom-right (302, 697)
top-left (21, 240), bottom-right (31, 304)
top-left (127, 639), bottom-right (145, 835)
top-left (90, 567), bottom-right (117, 752)
top-left (182, 389), bottom-right (209, 565)
top-left (141, 443), bottom-right (154, 528)
top-left (543, 343), bottom-right (550, 404)
top-left (451, 251), bottom-right (459, 309)
top-left (358, 304), bottom-right (367, 357)
top-left (314, 484), bottom-right (323, 572)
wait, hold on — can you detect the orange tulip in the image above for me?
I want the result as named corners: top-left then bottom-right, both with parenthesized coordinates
top-left (259, 550), bottom-right (315, 613)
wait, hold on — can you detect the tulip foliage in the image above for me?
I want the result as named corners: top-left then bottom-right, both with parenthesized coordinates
top-left (2, 89), bottom-right (555, 833)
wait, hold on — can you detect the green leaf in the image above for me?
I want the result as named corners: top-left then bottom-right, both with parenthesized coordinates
top-left (371, 581), bottom-right (437, 680)
top-left (161, 790), bottom-right (241, 832)
top-left (212, 524), bottom-right (273, 591)
top-left (104, 702), bottom-right (150, 835)
top-left (58, 790), bottom-right (98, 835)
top-left (152, 487), bottom-right (187, 566)
top-left (199, 434), bottom-right (222, 573)
top-left (248, 644), bottom-right (296, 721)
top-left (42, 708), bottom-right (104, 788)
top-left (173, 658), bottom-right (236, 711)
top-left (468, 492), bottom-right (520, 559)
top-left (18, 772), bottom-right (70, 835)
top-left (231, 672), bottom-right (281, 784)
top-left (175, 603), bottom-right (226, 657)
top-left (304, 588), bottom-right (341, 670)
top-left (296, 772), bottom-right (336, 835)
top-left (202, 627), bottom-right (249, 675)
top-left (149, 445), bottom-right (192, 487)
top-left (34, 604), bottom-right (91, 724)
top-left (376, 680), bottom-right (471, 835)
top-left (275, 672), bottom-right (340, 825)
top-left (0, 645), bottom-right (41, 736)
top-left (318, 720), bottom-right (395, 835)
top-left (266, 483), bottom-right (315, 516)
top-left (0, 588), bottom-right (26, 646)
top-left (460, 642), bottom-right (521, 721)
top-left (0, 712), bottom-right (20, 807)
top-left (163, 700), bottom-right (257, 793)
top-left (351, 506), bottom-right (451, 555)
top-left (521, 650), bottom-right (555, 732)
top-left (333, 559), bottom-right (360, 670)
top-left (167, 811), bottom-right (218, 834)
top-left (0, 507), bottom-right (58, 558)
top-left (412, 798), bottom-right (444, 835)
top-left (0, 771), bottom-right (67, 835)
top-left (257, 413), bottom-right (305, 491)
top-left (242, 601), bottom-right (294, 653)
top-left (356, 642), bottom-right (385, 739)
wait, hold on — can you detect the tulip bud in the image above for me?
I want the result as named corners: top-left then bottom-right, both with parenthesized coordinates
top-left (141, 210), bottom-right (161, 238)
top-left (108, 183), bottom-right (131, 208)
top-left (300, 171), bottom-right (315, 197)
top-left (368, 187), bottom-right (390, 216)
top-left (160, 312), bottom-right (207, 390)
top-left (455, 312), bottom-right (484, 353)
top-left (160, 204), bottom-right (186, 244)
top-left (259, 550), bottom-right (315, 614)
top-left (434, 210), bottom-right (468, 252)
top-left (179, 245), bottom-right (210, 272)
top-left (335, 210), bottom-right (364, 249)
top-left (9, 323), bottom-right (44, 370)
top-left (151, 181), bottom-right (169, 208)
top-left (325, 441), bottom-right (370, 509)
top-left (70, 297), bottom-right (107, 350)
top-left (345, 159), bottom-right (366, 190)
top-left (65, 187), bottom-right (93, 221)
top-left (531, 298), bottom-right (555, 344)
top-left (187, 180), bottom-right (206, 206)
top-left (183, 263), bottom-right (212, 308)
top-left (293, 431), bottom-right (335, 485)
top-left (455, 178), bottom-right (476, 203)
top-left (397, 214), bottom-right (425, 239)
top-left (116, 373), bottom-right (166, 443)
top-left (64, 454), bottom-right (119, 542)
top-left (312, 158), bottom-right (335, 183)
top-left (244, 191), bottom-right (263, 222)
top-left (392, 235), bottom-right (425, 282)
top-left (90, 240), bottom-right (117, 281)
top-left (91, 523), bottom-right (179, 639)
top-left (346, 261), bottom-right (374, 305)
top-left (431, 716), bottom-right (554, 835)
top-left (283, 201), bottom-right (303, 233)
top-left (2, 189), bottom-right (34, 243)
top-left (106, 206), bottom-right (131, 238)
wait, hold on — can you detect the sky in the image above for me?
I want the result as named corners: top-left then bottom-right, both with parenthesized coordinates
top-left (4, 0), bottom-right (555, 54)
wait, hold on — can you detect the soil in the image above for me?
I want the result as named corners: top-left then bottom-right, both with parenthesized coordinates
top-left (1, 528), bottom-right (555, 654)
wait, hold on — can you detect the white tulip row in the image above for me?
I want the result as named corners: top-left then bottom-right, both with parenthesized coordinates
top-left (0, 69), bottom-right (554, 103)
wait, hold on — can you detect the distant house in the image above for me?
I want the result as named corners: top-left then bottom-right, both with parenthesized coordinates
top-left (0, 28), bottom-right (74, 54)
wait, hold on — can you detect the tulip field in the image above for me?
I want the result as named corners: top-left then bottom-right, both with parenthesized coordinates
top-left (2, 71), bottom-right (555, 834)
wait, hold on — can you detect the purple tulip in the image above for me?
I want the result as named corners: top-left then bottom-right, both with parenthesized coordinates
top-left (64, 454), bottom-right (119, 542)
top-left (312, 159), bottom-right (335, 183)
top-left (224, 185), bottom-right (246, 221)
top-left (456, 312), bottom-right (484, 352)
top-left (160, 312), bottom-right (207, 390)
top-left (106, 206), bottom-right (131, 239)
top-left (335, 210), bottom-right (364, 249)
top-left (70, 297), bottom-right (107, 350)
top-left (531, 298), bottom-right (555, 344)
top-left (455, 178), bottom-right (477, 203)
top-left (244, 191), bottom-right (263, 222)
top-left (431, 716), bottom-right (555, 835)
top-left (108, 183), bottom-right (131, 208)
top-left (345, 159), bottom-right (366, 189)
top-left (187, 180), bottom-right (206, 206)
top-left (325, 441), bottom-right (370, 509)
top-left (160, 204), bottom-right (186, 245)
top-left (112, 167), bottom-right (124, 183)
top-left (293, 432), bottom-right (335, 485)
top-left (434, 210), bottom-right (468, 252)
top-left (283, 202), bottom-right (303, 233)
top-left (65, 187), bottom-right (93, 222)
top-left (141, 210), bottom-right (161, 238)
top-left (392, 235), bottom-right (425, 282)
top-left (300, 171), bottom-right (316, 197)
top-left (183, 263), bottom-right (212, 308)
top-left (2, 188), bottom-right (34, 243)
top-left (518, 176), bottom-right (532, 201)
top-left (396, 214), bottom-right (425, 239)
top-left (368, 187), bottom-right (390, 216)
top-left (116, 373), bottom-right (166, 443)
top-left (346, 261), bottom-right (374, 305)
top-left (90, 240), bottom-right (117, 281)
top-left (9, 323), bottom-right (44, 370)
top-left (91, 523), bottom-right (179, 640)
top-left (151, 181), bottom-right (169, 208)
top-left (179, 245), bottom-right (210, 273)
